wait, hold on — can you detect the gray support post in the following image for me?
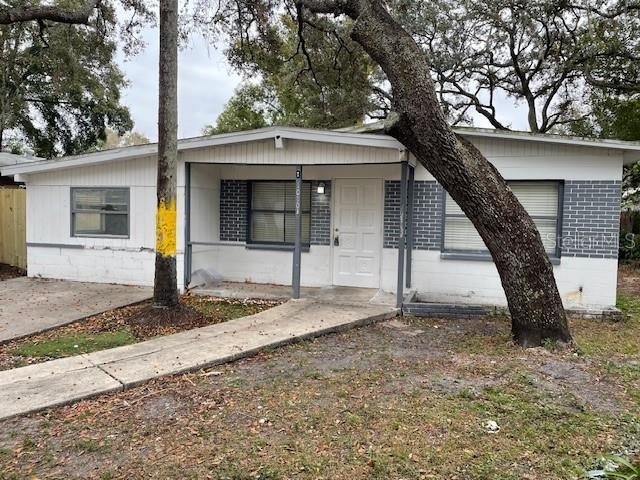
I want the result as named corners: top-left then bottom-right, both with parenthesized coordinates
top-left (406, 165), bottom-right (415, 289)
top-left (184, 162), bottom-right (192, 289)
top-left (292, 165), bottom-right (303, 299)
top-left (396, 161), bottom-right (408, 308)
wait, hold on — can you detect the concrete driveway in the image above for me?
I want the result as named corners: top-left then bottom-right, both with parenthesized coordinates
top-left (0, 278), bottom-right (151, 344)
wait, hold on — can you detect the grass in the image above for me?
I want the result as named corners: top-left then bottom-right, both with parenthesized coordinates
top-left (0, 274), bottom-right (639, 479)
top-left (572, 291), bottom-right (640, 357)
top-left (183, 295), bottom-right (273, 320)
top-left (1, 296), bottom-right (278, 367)
top-left (11, 330), bottom-right (136, 358)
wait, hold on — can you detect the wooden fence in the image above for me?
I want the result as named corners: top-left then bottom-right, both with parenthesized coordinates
top-left (0, 187), bottom-right (26, 269)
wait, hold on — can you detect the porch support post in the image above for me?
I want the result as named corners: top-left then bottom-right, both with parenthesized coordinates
top-left (406, 165), bottom-right (415, 289)
top-left (292, 164), bottom-right (303, 299)
top-left (184, 162), bottom-right (192, 289)
top-left (396, 161), bottom-right (408, 308)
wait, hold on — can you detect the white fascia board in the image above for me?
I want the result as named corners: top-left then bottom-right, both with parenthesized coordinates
top-left (456, 127), bottom-right (640, 154)
top-left (1, 127), bottom-right (405, 176)
top-left (0, 144), bottom-right (157, 176)
top-left (5, 125), bottom-right (639, 176)
top-left (176, 126), bottom-right (404, 151)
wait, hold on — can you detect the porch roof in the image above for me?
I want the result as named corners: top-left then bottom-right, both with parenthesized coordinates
top-left (4, 123), bottom-right (640, 178)
top-left (0, 127), bottom-right (406, 177)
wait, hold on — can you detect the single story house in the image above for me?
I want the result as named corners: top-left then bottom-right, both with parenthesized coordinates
top-left (2, 126), bottom-right (640, 311)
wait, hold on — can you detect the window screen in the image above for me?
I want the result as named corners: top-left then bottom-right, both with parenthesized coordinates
top-left (249, 181), bottom-right (311, 245)
top-left (443, 181), bottom-right (560, 256)
top-left (71, 188), bottom-right (129, 237)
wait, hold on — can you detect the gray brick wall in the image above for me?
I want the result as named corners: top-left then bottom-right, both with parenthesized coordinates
top-left (311, 180), bottom-right (331, 246)
top-left (383, 181), bottom-right (402, 248)
top-left (384, 180), bottom-right (443, 250)
top-left (561, 180), bottom-right (621, 258)
top-left (219, 179), bottom-right (331, 245)
top-left (413, 181), bottom-right (443, 250)
top-left (220, 180), bottom-right (247, 242)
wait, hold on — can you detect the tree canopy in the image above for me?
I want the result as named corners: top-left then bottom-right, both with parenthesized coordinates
top-left (206, 13), bottom-right (378, 133)
top-left (202, 0), bottom-right (639, 134)
top-left (204, 84), bottom-right (270, 134)
top-left (394, 0), bottom-right (640, 132)
top-left (0, 17), bottom-right (132, 157)
top-left (0, 0), bottom-right (155, 158)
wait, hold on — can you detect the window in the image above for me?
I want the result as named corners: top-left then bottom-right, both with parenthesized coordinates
top-left (248, 181), bottom-right (311, 245)
top-left (443, 181), bottom-right (561, 257)
top-left (71, 188), bottom-right (129, 237)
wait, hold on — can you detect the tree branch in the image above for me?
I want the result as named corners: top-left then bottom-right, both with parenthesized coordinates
top-left (296, 0), bottom-right (352, 15)
top-left (0, 0), bottom-right (101, 25)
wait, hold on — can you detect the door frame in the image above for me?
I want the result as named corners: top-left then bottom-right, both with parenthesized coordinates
top-left (330, 177), bottom-right (384, 288)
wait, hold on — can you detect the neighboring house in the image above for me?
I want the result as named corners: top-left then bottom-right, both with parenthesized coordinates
top-left (1, 153), bottom-right (28, 186)
top-left (2, 126), bottom-right (640, 311)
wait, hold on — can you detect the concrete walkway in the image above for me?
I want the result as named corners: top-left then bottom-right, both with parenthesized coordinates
top-left (0, 292), bottom-right (397, 420)
top-left (0, 278), bottom-right (151, 344)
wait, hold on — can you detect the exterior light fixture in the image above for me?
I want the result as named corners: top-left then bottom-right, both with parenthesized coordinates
top-left (317, 182), bottom-right (325, 194)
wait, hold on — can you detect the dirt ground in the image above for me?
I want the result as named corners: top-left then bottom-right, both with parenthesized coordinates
top-left (0, 273), bottom-right (639, 479)
top-left (0, 263), bottom-right (25, 281)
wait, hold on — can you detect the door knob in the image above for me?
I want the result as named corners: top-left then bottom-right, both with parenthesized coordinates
top-left (334, 235), bottom-right (340, 246)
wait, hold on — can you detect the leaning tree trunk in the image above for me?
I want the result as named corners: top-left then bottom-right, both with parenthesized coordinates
top-left (300, 0), bottom-right (572, 347)
top-left (153, 0), bottom-right (179, 307)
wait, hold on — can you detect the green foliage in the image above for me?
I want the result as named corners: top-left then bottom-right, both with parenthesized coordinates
top-left (592, 455), bottom-right (640, 480)
top-left (0, 2), bottom-right (133, 158)
top-left (616, 291), bottom-right (640, 317)
top-left (11, 330), bottom-right (136, 358)
top-left (204, 0), bottom-right (639, 135)
top-left (207, 15), bottom-right (378, 133)
top-left (593, 97), bottom-right (640, 142)
top-left (92, 127), bottom-right (150, 151)
top-left (619, 231), bottom-right (640, 264)
top-left (571, 93), bottom-right (640, 209)
top-left (204, 84), bottom-right (270, 134)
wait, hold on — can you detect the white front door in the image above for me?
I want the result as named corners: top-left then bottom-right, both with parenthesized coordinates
top-left (332, 178), bottom-right (383, 288)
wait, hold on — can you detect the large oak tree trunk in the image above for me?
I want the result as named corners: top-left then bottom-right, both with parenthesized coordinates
top-left (153, 0), bottom-right (179, 307)
top-left (301, 0), bottom-right (572, 347)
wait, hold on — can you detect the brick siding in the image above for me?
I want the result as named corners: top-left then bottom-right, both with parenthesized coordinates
top-left (219, 179), bottom-right (331, 245)
top-left (219, 180), bottom-right (247, 242)
top-left (561, 180), bottom-right (621, 258)
top-left (311, 180), bottom-right (331, 246)
top-left (384, 180), bottom-right (443, 250)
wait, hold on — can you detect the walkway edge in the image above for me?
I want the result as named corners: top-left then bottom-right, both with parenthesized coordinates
top-left (115, 308), bottom-right (398, 390)
top-left (0, 302), bottom-right (397, 420)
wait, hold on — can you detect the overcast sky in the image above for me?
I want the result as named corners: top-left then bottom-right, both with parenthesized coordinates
top-left (117, 28), bottom-right (241, 142)
top-left (117, 27), bottom-right (529, 142)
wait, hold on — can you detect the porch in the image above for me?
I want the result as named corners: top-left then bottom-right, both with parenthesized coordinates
top-left (181, 130), bottom-right (417, 307)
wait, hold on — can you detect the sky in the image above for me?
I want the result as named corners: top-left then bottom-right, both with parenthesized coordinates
top-left (117, 26), bottom-right (529, 142)
top-left (117, 28), bottom-right (241, 142)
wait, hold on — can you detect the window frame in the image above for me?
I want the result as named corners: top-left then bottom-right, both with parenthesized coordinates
top-left (440, 180), bottom-right (564, 260)
top-left (246, 180), bottom-right (312, 247)
top-left (70, 187), bottom-right (130, 239)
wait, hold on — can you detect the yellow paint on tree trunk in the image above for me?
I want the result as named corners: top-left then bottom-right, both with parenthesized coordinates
top-left (156, 197), bottom-right (177, 257)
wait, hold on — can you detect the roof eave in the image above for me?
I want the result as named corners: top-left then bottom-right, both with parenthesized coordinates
top-left (0, 127), bottom-right (405, 176)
